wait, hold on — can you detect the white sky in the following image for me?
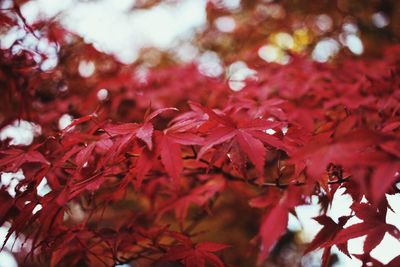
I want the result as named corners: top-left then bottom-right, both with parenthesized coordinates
top-left (21, 0), bottom-right (207, 63)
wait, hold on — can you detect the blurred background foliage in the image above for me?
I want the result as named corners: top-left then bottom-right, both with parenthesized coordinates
top-left (200, 0), bottom-right (399, 61)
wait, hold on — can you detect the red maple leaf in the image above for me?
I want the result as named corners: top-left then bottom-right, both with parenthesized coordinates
top-left (304, 215), bottom-right (352, 267)
top-left (160, 232), bottom-right (230, 267)
top-left (325, 202), bottom-right (400, 254)
top-left (190, 102), bottom-right (284, 179)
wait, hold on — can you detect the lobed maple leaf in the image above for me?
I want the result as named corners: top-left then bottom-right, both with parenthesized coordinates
top-left (255, 187), bottom-right (304, 264)
top-left (190, 102), bottom-right (284, 179)
top-left (0, 148), bottom-right (49, 172)
top-left (289, 129), bottom-right (392, 189)
top-left (324, 202), bottom-right (400, 254)
top-left (160, 232), bottom-right (230, 267)
top-left (304, 215), bottom-right (352, 267)
top-left (157, 177), bottom-right (225, 223)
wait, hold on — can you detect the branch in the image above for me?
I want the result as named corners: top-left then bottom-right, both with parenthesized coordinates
top-left (183, 151), bottom-right (350, 189)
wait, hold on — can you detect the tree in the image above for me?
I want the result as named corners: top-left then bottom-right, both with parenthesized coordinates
top-left (0, 0), bottom-right (399, 266)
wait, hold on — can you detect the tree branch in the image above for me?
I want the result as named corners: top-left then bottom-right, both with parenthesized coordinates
top-left (183, 152), bottom-right (350, 189)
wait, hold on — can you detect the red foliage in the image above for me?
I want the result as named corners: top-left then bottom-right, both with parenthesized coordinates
top-left (0, 1), bottom-right (399, 267)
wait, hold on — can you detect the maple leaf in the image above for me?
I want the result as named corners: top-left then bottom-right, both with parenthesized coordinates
top-left (104, 123), bottom-right (139, 136)
top-left (157, 177), bottom-right (225, 223)
top-left (157, 120), bottom-right (204, 183)
top-left (370, 162), bottom-right (400, 203)
top-left (257, 204), bottom-right (288, 264)
top-left (159, 134), bottom-right (183, 183)
top-left (1, 201), bottom-right (37, 250)
top-left (144, 107), bottom-right (179, 122)
top-left (304, 215), bottom-right (351, 267)
top-left (134, 146), bottom-right (157, 189)
top-left (160, 232), bottom-right (229, 267)
top-left (137, 107), bottom-right (178, 150)
top-left (104, 107), bottom-right (178, 151)
top-left (255, 187), bottom-right (303, 264)
top-left (61, 114), bottom-right (97, 134)
top-left (290, 130), bottom-right (389, 186)
top-left (0, 148), bottom-right (49, 172)
top-left (325, 203), bottom-right (400, 253)
top-left (135, 122), bottom-right (153, 149)
top-left (74, 143), bottom-right (96, 170)
top-left (192, 102), bottom-right (283, 178)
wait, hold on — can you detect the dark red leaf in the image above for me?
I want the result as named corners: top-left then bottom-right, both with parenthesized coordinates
top-left (160, 135), bottom-right (183, 183)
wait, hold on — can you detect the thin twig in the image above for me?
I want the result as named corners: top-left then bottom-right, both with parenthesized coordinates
top-left (183, 154), bottom-right (350, 188)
